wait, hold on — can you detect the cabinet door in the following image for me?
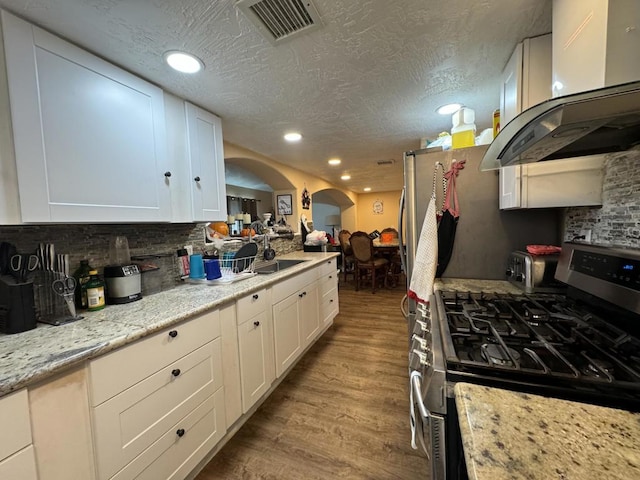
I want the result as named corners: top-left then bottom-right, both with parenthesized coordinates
top-left (499, 166), bottom-right (522, 210)
top-left (237, 310), bottom-right (273, 413)
top-left (0, 446), bottom-right (38, 480)
top-left (185, 102), bottom-right (227, 222)
top-left (500, 42), bottom-right (522, 128)
top-left (299, 282), bottom-right (320, 348)
top-left (1, 11), bottom-right (170, 223)
top-left (272, 294), bottom-right (302, 377)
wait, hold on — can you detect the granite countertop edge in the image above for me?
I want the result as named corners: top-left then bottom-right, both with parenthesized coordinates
top-left (454, 382), bottom-right (640, 480)
top-left (0, 251), bottom-right (339, 397)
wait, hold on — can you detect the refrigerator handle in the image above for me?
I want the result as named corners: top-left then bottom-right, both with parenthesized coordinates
top-left (398, 186), bottom-right (407, 277)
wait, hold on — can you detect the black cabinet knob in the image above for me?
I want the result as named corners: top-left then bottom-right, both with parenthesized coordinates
top-left (330, 299), bottom-right (334, 303)
top-left (164, 171), bottom-right (172, 177)
top-left (172, 368), bottom-right (181, 377)
top-left (299, 293), bottom-right (304, 298)
top-left (176, 428), bottom-right (185, 437)
top-left (168, 330), bottom-right (178, 338)
top-left (253, 294), bottom-right (259, 300)
top-left (194, 176), bottom-right (201, 182)
top-left (329, 275), bottom-right (332, 279)
top-left (254, 321), bottom-right (260, 327)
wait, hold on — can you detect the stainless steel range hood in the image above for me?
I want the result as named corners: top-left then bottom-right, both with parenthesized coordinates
top-left (480, 81), bottom-right (640, 170)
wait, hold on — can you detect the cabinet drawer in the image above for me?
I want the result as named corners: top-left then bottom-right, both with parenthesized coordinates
top-left (93, 338), bottom-right (223, 480)
top-left (0, 446), bottom-right (38, 480)
top-left (272, 269), bottom-right (316, 304)
top-left (319, 271), bottom-right (338, 297)
top-left (111, 388), bottom-right (226, 480)
top-left (236, 289), bottom-right (267, 324)
top-left (321, 287), bottom-right (339, 324)
top-left (89, 309), bottom-right (220, 405)
top-left (319, 257), bottom-right (337, 276)
top-left (0, 389), bottom-right (31, 461)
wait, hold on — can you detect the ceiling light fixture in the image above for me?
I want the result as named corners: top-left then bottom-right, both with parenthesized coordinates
top-left (340, 174), bottom-right (351, 181)
top-left (164, 51), bottom-right (204, 73)
top-left (328, 158), bottom-right (341, 165)
top-left (284, 132), bottom-right (302, 142)
top-left (437, 103), bottom-right (462, 115)
top-left (363, 187), bottom-right (371, 192)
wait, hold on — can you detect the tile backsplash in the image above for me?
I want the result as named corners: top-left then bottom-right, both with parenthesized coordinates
top-left (564, 151), bottom-right (640, 248)
top-left (0, 223), bottom-right (302, 295)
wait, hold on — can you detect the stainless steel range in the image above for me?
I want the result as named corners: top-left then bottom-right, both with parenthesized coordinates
top-left (409, 242), bottom-right (640, 479)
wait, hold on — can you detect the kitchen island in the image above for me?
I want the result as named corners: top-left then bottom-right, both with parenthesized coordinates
top-left (455, 382), bottom-right (640, 480)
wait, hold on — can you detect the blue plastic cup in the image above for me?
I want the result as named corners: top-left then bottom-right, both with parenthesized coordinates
top-left (204, 258), bottom-right (222, 280)
top-left (189, 254), bottom-right (205, 279)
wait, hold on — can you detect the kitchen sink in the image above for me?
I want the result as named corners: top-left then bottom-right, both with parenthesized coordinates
top-left (254, 259), bottom-right (308, 274)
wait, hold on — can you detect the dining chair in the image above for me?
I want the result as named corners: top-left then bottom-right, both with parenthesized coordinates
top-left (379, 228), bottom-right (403, 287)
top-left (349, 231), bottom-right (389, 293)
top-left (337, 229), bottom-right (355, 282)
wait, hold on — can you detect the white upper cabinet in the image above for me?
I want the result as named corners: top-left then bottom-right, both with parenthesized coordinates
top-left (1, 10), bottom-right (170, 223)
top-left (552, 0), bottom-right (640, 97)
top-left (500, 34), bottom-right (552, 129)
top-left (185, 102), bottom-right (227, 222)
top-left (165, 95), bottom-right (227, 223)
top-left (499, 34), bottom-right (552, 210)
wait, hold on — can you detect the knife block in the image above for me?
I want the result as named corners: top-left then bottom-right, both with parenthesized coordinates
top-left (0, 275), bottom-right (37, 334)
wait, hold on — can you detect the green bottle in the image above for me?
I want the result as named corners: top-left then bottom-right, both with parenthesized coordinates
top-left (73, 260), bottom-right (93, 309)
top-left (86, 270), bottom-right (106, 312)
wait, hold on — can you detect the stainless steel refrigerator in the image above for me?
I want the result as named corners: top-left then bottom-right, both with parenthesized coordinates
top-left (399, 145), bottom-right (560, 331)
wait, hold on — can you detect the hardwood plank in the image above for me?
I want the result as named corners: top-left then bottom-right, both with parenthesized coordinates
top-left (195, 280), bottom-right (429, 479)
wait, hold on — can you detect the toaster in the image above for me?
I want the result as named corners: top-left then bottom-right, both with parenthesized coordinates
top-left (506, 251), bottom-right (565, 293)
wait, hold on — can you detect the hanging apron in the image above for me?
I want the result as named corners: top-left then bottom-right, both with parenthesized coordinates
top-left (436, 160), bottom-right (465, 278)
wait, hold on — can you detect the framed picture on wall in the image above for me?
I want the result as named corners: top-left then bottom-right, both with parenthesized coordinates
top-left (277, 194), bottom-right (293, 215)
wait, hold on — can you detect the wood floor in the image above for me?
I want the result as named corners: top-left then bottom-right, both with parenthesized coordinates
top-left (195, 279), bottom-right (429, 480)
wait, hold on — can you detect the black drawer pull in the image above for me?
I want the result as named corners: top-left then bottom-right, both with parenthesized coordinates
top-left (176, 428), bottom-right (185, 437)
top-left (164, 171), bottom-right (172, 178)
top-left (172, 369), bottom-right (181, 377)
top-left (253, 294), bottom-right (259, 300)
top-left (299, 293), bottom-right (304, 298)
top-left (194, 176), bottom-right (201, 182)
top-left (168, 330), bottom-right (178, 338)
top-left (329, 275), bottom-right (332, 279)
top-left (254, 321), bottom-right (260, 327)
top-left (330, 299), bottom-right (334, 303)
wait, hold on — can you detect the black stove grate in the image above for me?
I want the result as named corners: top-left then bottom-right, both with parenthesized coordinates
top-left (439, 290), bottom-right (640, 399)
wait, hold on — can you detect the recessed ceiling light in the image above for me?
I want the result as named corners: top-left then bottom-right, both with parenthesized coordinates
top-left (164, 51), bottom-right (204, 73)
top-left (363, 187), bottom-right (371, 192)
top-left (328, 158), bottom-right (341, 165)
top-left (340, 174), bottom-right (351, 181)
top-left (284, 132), bottom-right (302, 142)
top-left (437, 103), bottom-right (462, 115)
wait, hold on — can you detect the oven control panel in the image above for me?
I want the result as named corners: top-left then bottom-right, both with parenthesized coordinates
top-left (572, 250), bottom-right (640, 291)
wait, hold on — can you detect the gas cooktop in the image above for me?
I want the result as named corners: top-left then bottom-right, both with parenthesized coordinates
top-left (437, 289), bottom-right (640, 409)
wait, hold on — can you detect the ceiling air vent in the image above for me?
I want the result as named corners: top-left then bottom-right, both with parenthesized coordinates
top-left (376, 159), bottom-right (395, 166)
top-left (237, 0), bottom-right (322, 45)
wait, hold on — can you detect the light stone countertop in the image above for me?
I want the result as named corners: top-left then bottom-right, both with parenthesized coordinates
top-left (455, 383), bottom-right (640, 480)
top-left (0, 251), bottom-right (339, 398)
top-left (435, 278), bottom-right (523, 295)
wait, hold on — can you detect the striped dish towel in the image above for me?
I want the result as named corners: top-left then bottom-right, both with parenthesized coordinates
top-left (408, 194), bottom-right (438, 305)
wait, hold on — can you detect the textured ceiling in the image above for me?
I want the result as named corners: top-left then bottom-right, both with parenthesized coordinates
top-left (0, 0), bottom-right (552, 193)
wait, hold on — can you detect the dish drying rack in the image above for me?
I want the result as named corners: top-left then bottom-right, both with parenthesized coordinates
top-left (187, 252), bottom-right (258, 285)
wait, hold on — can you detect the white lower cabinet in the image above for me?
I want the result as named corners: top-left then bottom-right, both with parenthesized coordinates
top-left (0, 389), bottom-right (37, 480)
top-left (89, 309), bottom-right (226, 480)
top-left (272, 269), bottom-right (321, 377)
top-left (236, 289), bottom-right (275, 414)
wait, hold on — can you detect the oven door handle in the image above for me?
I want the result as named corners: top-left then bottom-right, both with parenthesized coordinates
top-left (411, 371), bottom-right (430, 420)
